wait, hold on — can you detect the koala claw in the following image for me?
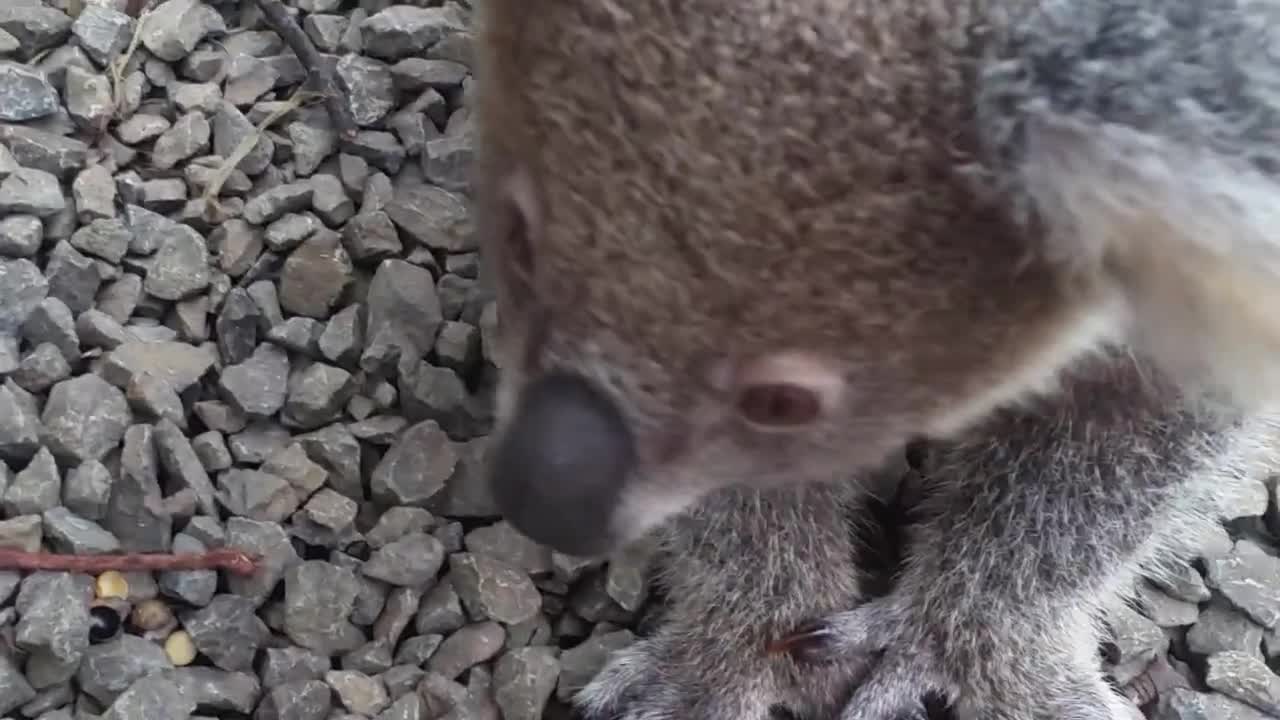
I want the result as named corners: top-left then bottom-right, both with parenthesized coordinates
top-left (783, 600), bottom-right (1138, 720)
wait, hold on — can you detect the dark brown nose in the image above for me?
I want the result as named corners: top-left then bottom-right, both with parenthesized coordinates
top-left (488, 371), bottom-right (636, 557)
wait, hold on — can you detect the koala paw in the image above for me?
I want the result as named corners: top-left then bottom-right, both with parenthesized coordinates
top-left (781, 598), bottom-right (1143, 720)
top-left (573, 631), bottom-right (871, 720)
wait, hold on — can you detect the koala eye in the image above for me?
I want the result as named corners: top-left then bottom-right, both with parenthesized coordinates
top-left (736, 383), bottom-right (822, 427)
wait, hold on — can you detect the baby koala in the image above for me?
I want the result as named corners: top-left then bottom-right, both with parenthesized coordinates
top-left (472, 1), bottom-right (1280, 718)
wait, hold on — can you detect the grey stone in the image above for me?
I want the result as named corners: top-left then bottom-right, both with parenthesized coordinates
top-left (359, 6), bottom-right (467, 62)
top-left (255, 679), bottom-right (332, 720)
top-left (117, 113), bottom-right (170, 144)
top-left (127, 372), bottom-right (186, 428)
top-left (1162, 689), bottom-right (1272, 720)
top-left (1205, 651), bottom-right (1280, 715)
top-left (361, 259), bottom-right (441, 375)
top-left (22, 297), bottom-right (77, 363)
top-left (215, 287), bottom-right (260, 365)
top-left (428, 621), bottom-right (505, 680)
top-left (449, 552), bottom-right (542, 625)
top-left (153, 112), bottom-right (211, 170)
top-left (213, 219), bottom-right (262, 278)
top-left (0, 213), bottom-right (41, 256)
top-left (428, 437), bottom-right (500, 518)
top-left (155, 418), bottom-right (219, 516)
top-left (0, 167), bottom-right (64, 217)
top-left (102, 674), bottom-right (195, 720)
top-left (0, 512), bottom-right (41, 552)
top-left (261, 647), bottom-right (330, 687)
top-left (395, 633), bottom-right (443, 666)
top-left (224, 517), bottom-right (300, 605)
top-left (422, 134), bottom-right (474, 193)
top-left (217, 468), bottom-right (299, 523)
top-left (103, 340), bottom-right (218, 393)
top-left (141, 0), bottom-right (226, 62)
top-left (218, 343), bottom-right (290, 417)
top-left (319, 303), bottom-right (363, 366)
top-left (164, 667), bottom-right (260, 715)
top-left (267, 316), bottom-right (324, 355)
top-left (293, 488), bottom-right (357, 546)
top-left (0, 124), bottom-right (88, 178)
top-left (64, 66), bottom-right (113, 130)
top-left (362, 531), bottom-right (445, 588)
top-left (336, 54), bottom-right (395, 126)
top-left (212, 102), bottom-right (274, 176)
top-left (13, 341), bottom-right (69, 392)
top-left (342, 210), bottom-right (401, 264)
top-left (71, 4), bottom-right (133, 65)
top-left (279, 230), bottom-right (352, 318)
top-left (169, 80), bottom-right (221, 114)
top-left (295, 423), bottom-right (363, 499)
top-left (464, 522), bottom-right (554, 577)
top-left (1207, 540), bottom-right (1280, 628)
top-left (367, 506), bottom-right (435, 549)
top-left (556, 630), bottom-right (636, 702)
top-left (145, 223), bottom-right (211, 300)
top-left (191, 430), bottom-right (233, 472)
top-left (493, 646), bottom-right (560, 720)
top-left (105, 424), bottom-right (172, 552)
top-left (228, 420), bottom-right (290, 464)
top-left (282, 362), bottom-right (356, 430)
top-left (124, 204), bottom-right (177, 255)
top-left (71, 217), bottom-right (130, 264)
top-left (371, 420), bottom-right (457, 507)
top-left (3, 446), bottom-right (58, 517)
top-left (139, 177), bottom-right (188, 212)
top-left (15, 571), bottom-right (92, 679)
top-left (223, 53), bottom-right (277, 106)
top-left (41, 373), bottom-right (131, 464)
top-left (386, 182), bottom-right (472, 251)
top-left (0, 1), bottom-right (72, 60)
top-left (310, 173), bottom-right (354, 226)
top-left (264, 212), bottom-right (320, 252)
top-left (262, 442), bottom-right (329, 498)
top-left (0, 60), bottom-right (58, 121)
top-left (0, 652), bottom-right (36, 715)
top-left (42, 507), bottom-right (120, 554)
top-left (63, 459), bottom-right (111, 520)
top-left (326, 670), bottom-right (390, 716)
top-left (158, 530), bottom-right (217, 604)
top-left (284, 560), bottom-right (365, 655)
top-left (77, 634), bottom-right (173, 705)
top-left (289, 122), bottom-right (337, 176)
top-left (71, 164), bottom-right (116, 223)
top-left (0, 257), bottom-right (48, 335)
top-left (244, 181), bottom-right (313, 225)
top-left (341, 130), bottom-right (406, 175)
top-left (181, 594), bottom-right (269, 671)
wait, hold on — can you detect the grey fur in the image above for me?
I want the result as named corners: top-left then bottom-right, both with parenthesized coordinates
top-left (472, 0), bottom-right (1280, 718)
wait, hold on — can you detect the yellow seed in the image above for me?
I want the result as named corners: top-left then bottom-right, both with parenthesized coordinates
top-left (95, 571), bottom-right (129, 600)
top-left (165, 630), bottom-right (197, 666)
top-left (130, 598), bottom-right (174, 632)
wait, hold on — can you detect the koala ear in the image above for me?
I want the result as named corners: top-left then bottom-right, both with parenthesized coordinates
top-left (1016, 109), bottom-right (1280, 410)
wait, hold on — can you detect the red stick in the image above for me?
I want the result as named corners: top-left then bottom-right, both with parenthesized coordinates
top-left (0, 548), bottom-right (260, 576)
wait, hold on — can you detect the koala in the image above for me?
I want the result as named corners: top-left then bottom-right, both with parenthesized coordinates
top-left (472, 1), bottom-right (1280, 719)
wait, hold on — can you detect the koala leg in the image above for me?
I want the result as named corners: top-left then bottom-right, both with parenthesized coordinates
top-left (574, 481), bottom-right (897, 720)
top-left (779, 350), bottom-right (1280, 720)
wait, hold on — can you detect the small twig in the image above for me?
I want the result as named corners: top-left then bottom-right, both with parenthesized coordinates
top-left (0, 548), bottom-right (260, 576)
top-left (252, 0), bottom-right (358, 141)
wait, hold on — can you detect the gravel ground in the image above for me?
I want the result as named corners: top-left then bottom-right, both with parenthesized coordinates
top-left (0, 1), bottom-right (1276, 719)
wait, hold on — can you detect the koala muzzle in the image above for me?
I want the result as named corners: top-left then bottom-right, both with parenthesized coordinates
top-left (488, 371), bottom-right (636, 557)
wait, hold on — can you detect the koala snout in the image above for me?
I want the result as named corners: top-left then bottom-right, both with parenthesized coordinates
top-left (488, 371), bottom-right (636, 557)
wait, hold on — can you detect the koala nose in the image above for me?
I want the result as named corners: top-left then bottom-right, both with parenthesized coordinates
top-left (488, 371), bottom-right (636, 557)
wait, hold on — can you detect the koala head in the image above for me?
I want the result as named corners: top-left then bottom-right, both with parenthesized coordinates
top-left (472, 0), bottom-right (1279, 556)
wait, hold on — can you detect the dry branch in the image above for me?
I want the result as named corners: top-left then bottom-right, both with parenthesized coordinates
top-left (0, 548), bottom-right (260, 576)
top-left (252, 0), bottom-right (358, 141)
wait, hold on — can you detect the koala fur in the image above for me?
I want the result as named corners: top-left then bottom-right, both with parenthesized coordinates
top-left (473, 1), bottom-right (1280, 718)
